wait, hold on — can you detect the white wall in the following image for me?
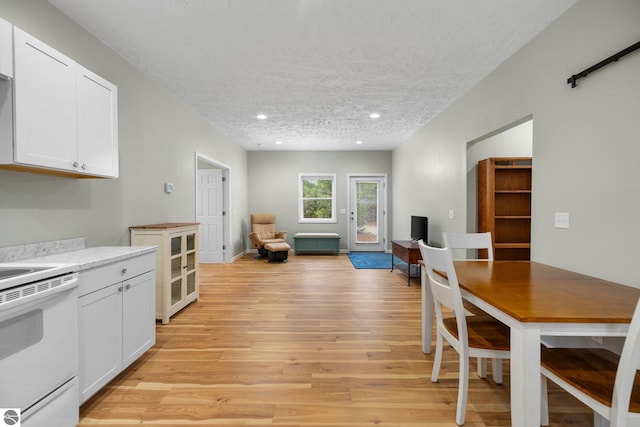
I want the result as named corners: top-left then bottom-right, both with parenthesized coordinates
top-left (0, 0), bottom-right (249, 255)
top-left (393, 0), bottom-right (640, 286)
top-left (247, 150), bottom-right (392, 250)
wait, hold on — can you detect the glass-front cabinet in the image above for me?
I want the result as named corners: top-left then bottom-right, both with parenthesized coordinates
top-left (169, 232), bottom-right (198, 307)
top-left (130, 223), bottom-right (200, 324)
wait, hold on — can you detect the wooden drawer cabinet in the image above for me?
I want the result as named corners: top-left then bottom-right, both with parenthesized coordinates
top-left (130, 223), bottom-right (199, 324)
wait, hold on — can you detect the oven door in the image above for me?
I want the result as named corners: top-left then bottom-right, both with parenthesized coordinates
top-left (0, 275), bottom-right (79, 411)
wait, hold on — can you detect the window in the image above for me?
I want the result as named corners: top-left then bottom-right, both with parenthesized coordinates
top-left (298, 173), bottom-right (336, 223)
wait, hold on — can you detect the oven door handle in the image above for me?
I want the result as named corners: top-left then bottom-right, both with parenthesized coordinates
top-left (0, 274), bottom-right (79, 317)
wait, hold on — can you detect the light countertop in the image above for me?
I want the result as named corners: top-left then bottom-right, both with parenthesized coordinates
top-left (19, 246), bottom-right (156, 272)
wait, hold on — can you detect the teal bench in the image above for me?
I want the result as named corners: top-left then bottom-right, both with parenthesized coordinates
top-left (293, 233), bottom-right (341, 255)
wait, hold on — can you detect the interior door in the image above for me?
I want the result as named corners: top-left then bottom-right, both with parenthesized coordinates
top-left (196, 168), bottom-right (223, 263)
top-left (349, 176), bottom-right (386, 252)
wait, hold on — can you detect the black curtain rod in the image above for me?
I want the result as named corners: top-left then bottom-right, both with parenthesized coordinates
top-left (567, 40), bottom-right (640, 88)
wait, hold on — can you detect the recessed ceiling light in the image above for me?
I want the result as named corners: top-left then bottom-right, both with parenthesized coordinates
top-left (356, 140), bottom-right (363, 145)
top-left (256, 114), bottom-right (267, 120)
top-left (369, 113), bottom-right (380, 119)
top-left (275, 140), bottom-right (282, 145)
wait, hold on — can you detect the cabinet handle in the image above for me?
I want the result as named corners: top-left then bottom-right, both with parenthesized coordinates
top-left (118, 286), bottom-right (123, 293)
top-left (125, 284), bottom-right (131, 290)
top-left (81, 163), bottom-right (87, 170)
top-left (73, 161), bottom-right (78, 168)
top-left (122, 267), bottom-right (128, 274)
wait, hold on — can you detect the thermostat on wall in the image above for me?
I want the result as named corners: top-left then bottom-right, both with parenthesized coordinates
top-left (164, 182), bottom-right (174, 193)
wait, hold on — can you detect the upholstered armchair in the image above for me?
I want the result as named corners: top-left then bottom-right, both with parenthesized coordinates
top-left (249, 213), bottom-right (287, 257)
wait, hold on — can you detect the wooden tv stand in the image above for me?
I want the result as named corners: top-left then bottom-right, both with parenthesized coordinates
top-left (391, 240), bottom-right (422, 286)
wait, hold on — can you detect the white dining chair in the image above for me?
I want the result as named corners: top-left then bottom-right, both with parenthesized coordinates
top-left (540, 297), bottom-right (640, 427)
top-left (442, 231), bottom-right (498, 381)
top-left (419, 241), bottom-right (510, 425)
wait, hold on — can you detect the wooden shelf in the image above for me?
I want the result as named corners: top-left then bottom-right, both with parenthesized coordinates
top-left (495, 243), bottom-right (531, 248)
top-left (478, 157), bottom-right (532, 261)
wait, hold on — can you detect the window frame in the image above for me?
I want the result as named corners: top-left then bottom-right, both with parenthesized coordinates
top-left (298, 173), bottom-right (337, 223)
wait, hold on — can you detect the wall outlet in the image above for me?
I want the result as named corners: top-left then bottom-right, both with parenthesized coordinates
top-left (554, 212), bottom-right (569, 229)
top-left (164, 182), bottom-right (174, 193)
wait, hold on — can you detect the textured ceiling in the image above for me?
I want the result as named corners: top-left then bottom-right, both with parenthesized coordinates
top-left (48, 0), bottom-right (575, 151)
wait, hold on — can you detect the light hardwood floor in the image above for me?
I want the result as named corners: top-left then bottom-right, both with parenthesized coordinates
top-left (79, 253), bottom-right (592, 426)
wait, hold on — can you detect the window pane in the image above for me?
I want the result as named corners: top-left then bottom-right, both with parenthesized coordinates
top-left (303, 179), bottom-right (333, 198)
top-left (356, 182), bottom-right (379, 243)
top-left (303, 199), bottom-right (332, 219)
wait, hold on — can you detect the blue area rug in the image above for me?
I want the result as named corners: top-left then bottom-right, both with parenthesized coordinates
top-left (348, 252), bottom-right (400, 269)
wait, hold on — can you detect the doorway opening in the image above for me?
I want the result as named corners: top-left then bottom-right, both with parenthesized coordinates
top-left (195, 152), bottom-right (231, 264)
top-left (465, 116), bottom-right (533, 239)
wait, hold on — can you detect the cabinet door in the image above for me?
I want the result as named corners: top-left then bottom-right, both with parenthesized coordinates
top-left (122, 271), bottom-right (155, 368)
top-left (78, 284), bottom-right (123, 403)
top-left (13, 27), bottom-right (77, 171)
top-left (170, 234), bottom-right (185, 308)
top-left (185, 232), bottom-right (198, 298)
top-left (0, 18), bottom-right (12, 78)
top-left (77, 65), bottom-right (118, 178)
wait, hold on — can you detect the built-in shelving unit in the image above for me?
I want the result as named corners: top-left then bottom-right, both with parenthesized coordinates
top-left (477, 157), bottom-right (532, 260)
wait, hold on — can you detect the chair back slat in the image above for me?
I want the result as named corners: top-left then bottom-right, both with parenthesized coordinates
top-left (443, 232), bottom-right (494, 260)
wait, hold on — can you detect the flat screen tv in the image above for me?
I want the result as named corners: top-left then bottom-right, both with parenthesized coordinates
top-left (411, 215), bottom-right (428, 243)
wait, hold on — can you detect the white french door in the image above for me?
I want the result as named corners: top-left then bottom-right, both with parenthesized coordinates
top-left (348, 175), bottom-right (387, 252)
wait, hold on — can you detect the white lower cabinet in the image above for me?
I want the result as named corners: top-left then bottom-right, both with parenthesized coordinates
top-left (78, 253), bottom-right (155, 404)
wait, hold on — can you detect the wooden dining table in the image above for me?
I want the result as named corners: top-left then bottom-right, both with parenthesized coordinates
top-left (420, 260), bottom-right (640, 427)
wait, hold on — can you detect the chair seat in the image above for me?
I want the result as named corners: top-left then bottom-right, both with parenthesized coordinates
top-left (541, 347), bottom-right (640, 413)
top-left (443, 316), bottom-right (510, 352)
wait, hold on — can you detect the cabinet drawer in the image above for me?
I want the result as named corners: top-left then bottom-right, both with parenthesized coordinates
top-left (392, 243), bottom-right (408, 259)
top-left (79, 253), bottom-right (154, 296)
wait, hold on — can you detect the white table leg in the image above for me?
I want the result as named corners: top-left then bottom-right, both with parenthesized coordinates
top-left (421, 265), bottom-right (433, 354)
top-left (510, 324), bottom-right (541, 426)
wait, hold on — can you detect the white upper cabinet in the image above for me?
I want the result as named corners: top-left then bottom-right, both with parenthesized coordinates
top-left (0, 18), bottom-right (12, 78)
top-left (13, 27), bottom-right (77, 172)
top-left (77, 66), bottom-right (118, 178)
top-left (1, 25), bottom-right (118, 178)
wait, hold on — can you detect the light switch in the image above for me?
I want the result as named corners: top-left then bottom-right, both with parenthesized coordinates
top-left (448, 209), bottom-right (455, 219)
top-left (554, 212), bottom-right (569, 229)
